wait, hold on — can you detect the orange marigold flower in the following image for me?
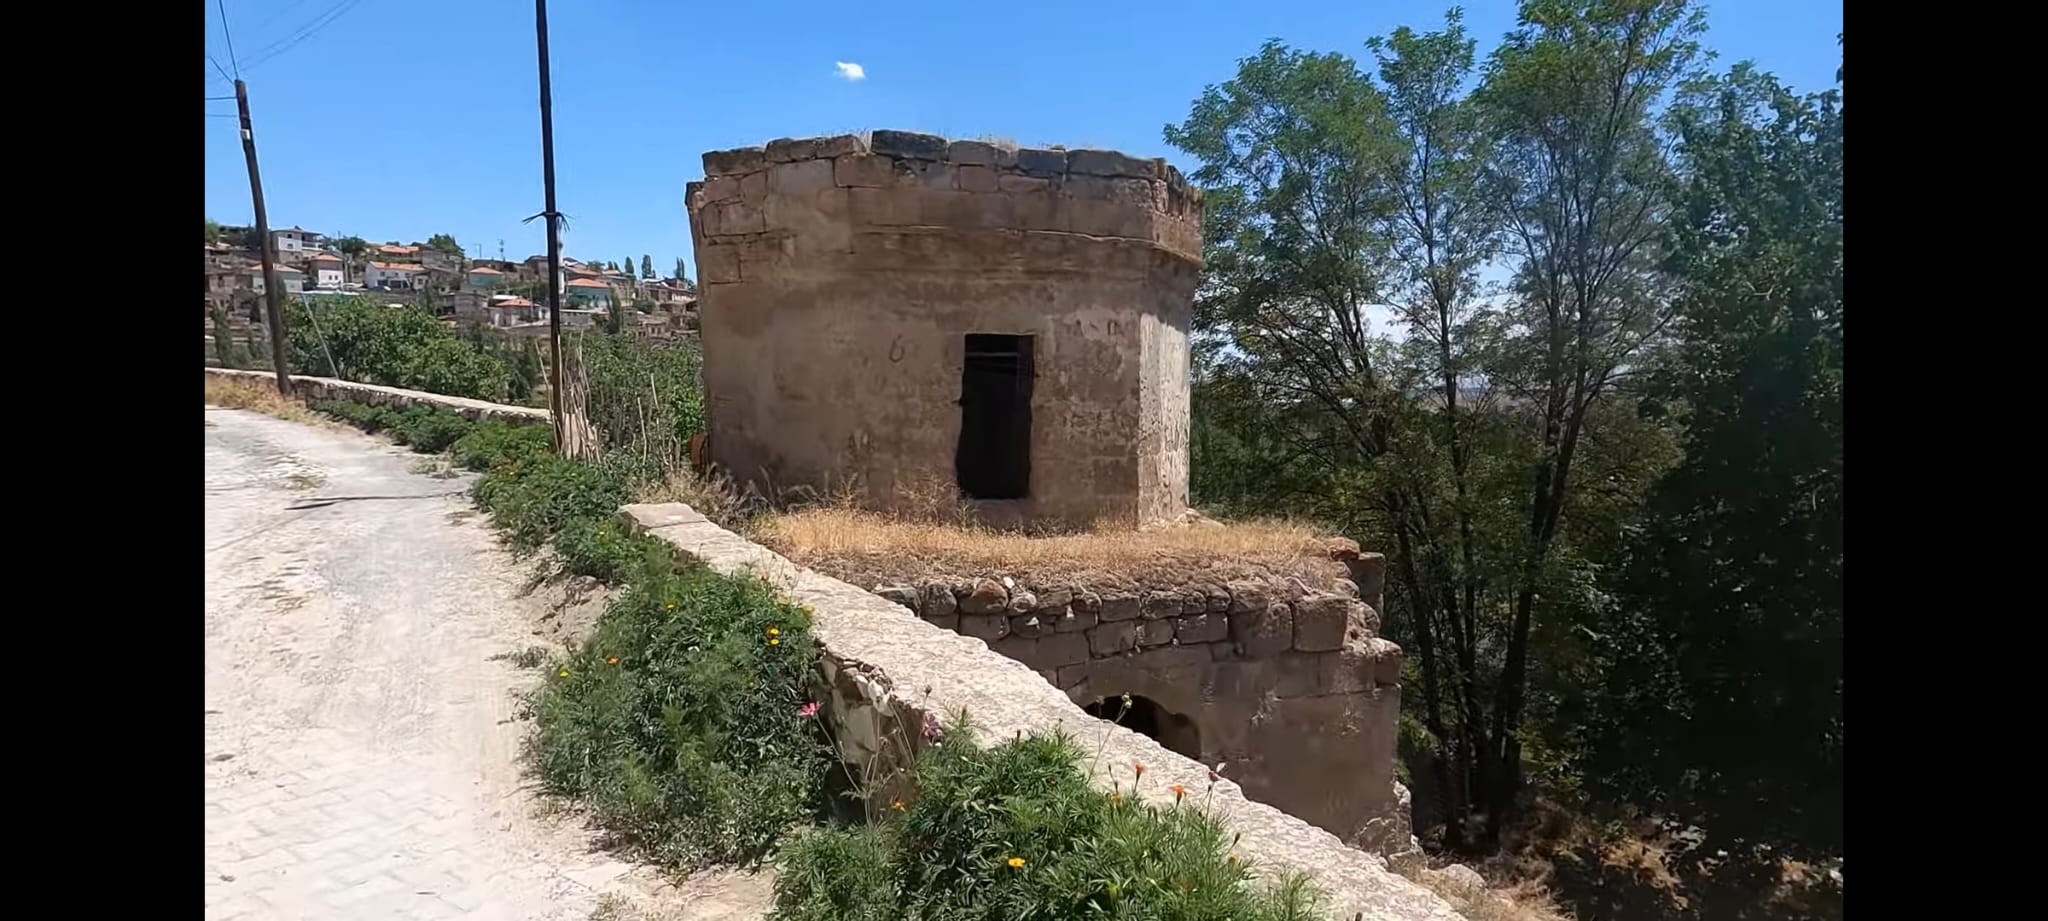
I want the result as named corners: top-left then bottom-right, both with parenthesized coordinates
top-left (1171, 783), bottom-right (1187, 801)
top-left (606, 656), bottom-right (620, 666)
top-left (1132, 762), bottom-right (1146, 777)
top-left (890, 800), bottom-right (906, 812)
top-left (1005, 856), bottom-right (1025, 869)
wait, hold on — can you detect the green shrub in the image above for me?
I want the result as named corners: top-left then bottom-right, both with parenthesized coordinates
top-left (770, 724), bottom-right (1328, 921)
top-left (529, 565), bottom-right (832, 869)
top-left (474, 456), bottom-right (631, 552)
top-left (452, 422), bottom-right (554, 472)
top-left (312, 399), bottom-right (394, 431)
top-left (553, 517), bottom-right (674, 584)
top-left (769, 825), bottom-right (904, 921)
top-left (288, 298), bottom-right (507, 400)
top-left (387, 405), bottom-right (475, 453)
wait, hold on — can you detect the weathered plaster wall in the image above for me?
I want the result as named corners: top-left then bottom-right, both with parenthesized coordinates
top-left (865, 555), bottom-right (1412, 853)
top-left (204, 368), bottom-right (551, 426)
top-left (683, 131), bottom-right (1202, 528)
top-left (620, 502), bottom-right (1459, 921)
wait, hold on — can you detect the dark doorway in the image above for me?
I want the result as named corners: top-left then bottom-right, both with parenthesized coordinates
top-left (1085, 694), bottom-right (1202, 760)
top-left (956, 333), bottom-right (1033, 500)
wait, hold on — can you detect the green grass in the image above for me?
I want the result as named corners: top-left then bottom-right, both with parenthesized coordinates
top-left (769, 722), bottom-right (1329, 921)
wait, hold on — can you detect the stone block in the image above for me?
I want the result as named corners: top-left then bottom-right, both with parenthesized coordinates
top-left (834, 155), bottom-right (897, 189)
top-left (818, 134), bottom-right (868, 157)
top-left (1098, 592), bottom-right (1140, 622)
top-left (958, 578), bottom-right (1008, 615)
top-left (1131, 644), bottom-right (1212, 673)
top-left (703, 146), bottom-right (765, 176)
top-left (1362, 636), bottom-right (1403, 686)
top-left (917, 583), bottom-right (957, 619)
top-left (703, 202), bottom-right (766, 236)
top-left (1275, 652), bottom-right (1326, 698)
top-left (1181, 591), bottom-right (1208, 614)
top-left (768, 158), bottom-right (836, 196)
top-left (1293, 593), bottom-right (1349, 652)
top-left (848, 187), bottom-right (921, 225)
top-left (872, 584), bottom-right (917, 610)
top-left (698, 244), bottom-right (741, 284)
top-left (700, 175), bottom-right (742, 203)
top-left (998, 174), bottom-right (1052, 194)
top-left (1202, 584), bottom-right (1232, 613)
top-left (991, 635), bottom-right (1038, 664)
top-left (871, 129), bottom-right (948, 160)
top-left (1212, 642), bottom-right (1238, 661)
top-left (902, 159), bottom-right (956, 190)
top-left (1088, 620), bottom-right (1138, 656)
top-left (1073, 590), bottom-right (1101, 614)
top-left (1015, 147), bottom-right (1068, 175)
top-left (1226, 579), bottom-right (1274, 614)
top-left (947, 140), bottom-right (999, 166)
top-left (1230, 602), bottom-right (1293, 659)
top-left (923, 612), bottom-right (959, 632)
top-left (1175, 612), bottom-right (1228, 644)
top-left (739, 170), bottom-right (769, 203)
top-left (959, 613), bottom-right (1009, 642)
top-left (1135, 618), bottom-right (1175, 647)
top-left (765, 136), bottom-right (822, 162)
top-left (1034, 586), bottom-right (1074, 611)
top-left (1066, 148), bottom-right (1160, 179)
top-left (1007, 591), bottom-right (1040, 614)
top-left (1009, 612), bottom-right (1050, 639)
top-left (957, 164), bottom-right (998, 193)
top-left (1038, 632), bottom-right (1091, 668)
top-left (1055, 663), bottom-right (1089, 689)
top-left (1140, 591), bottom-right (1183, 620)
top-left (1053, 607), bottom-right (1097, 634)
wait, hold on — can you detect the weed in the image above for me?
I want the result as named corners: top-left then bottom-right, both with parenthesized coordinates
top-left (491, 646), bottom-right (552, 669)
top-left (769, 721), bottom-right (1329, 921)
top-left (528, 564), bottom-right (833, 870)
top-left (452, 422), bottom-right (554, 472)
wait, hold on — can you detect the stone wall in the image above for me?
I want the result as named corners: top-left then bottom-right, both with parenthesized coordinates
top-left (684, 131), bottom-right (1202, 529)
top-left (865, 556), bottom-right (1412, 854)
top-left (204, 368), bottom-right (551, 426)
top-left (620, 502), bottom-right (1458, 921)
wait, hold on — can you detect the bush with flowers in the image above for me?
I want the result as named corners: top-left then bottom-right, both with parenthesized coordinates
top-left (528, 561), bottom-right (834, 868)
top-left (770, 717), bottom-right (1328, 921)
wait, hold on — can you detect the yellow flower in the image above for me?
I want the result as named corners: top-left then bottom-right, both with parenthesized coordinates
top-left (1005, 856), bottom-right (1025, 869)
top-left (557, 669), bottom-right (570, 678)
top-left (766, 625), bottom-right (781, 637)
top-left (664, 601), bottom-right (677, 611)
top-left (890, 800), bottom-right (906, 812)
top-left (768, 637), bottom-right (780, 646)
top-left (1109, 792), bottom-right (1123, 804)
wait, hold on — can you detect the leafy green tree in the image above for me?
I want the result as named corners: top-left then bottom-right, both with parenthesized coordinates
top-left (1583, 60), bottom-right (1843, 869)
top-left (205, 218), bottom-right (222, 246)
top-left (673, 257), bottom-right (688, 281)
top-left (426, 233), bottom-right (463, 256)
top-left (284, 297), bottom-right (507, 400)
top-left (641, 254), bottom-right (654, 279)
top-left (330, 235), bottom-right (369, 259)
top-left (623, 255), bottom-right (636, 277)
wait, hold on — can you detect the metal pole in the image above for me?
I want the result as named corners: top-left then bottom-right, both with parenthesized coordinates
top-left (236, 79), bottom-right (293, 395)
top-left (535, 0), bottom-right (565, 450)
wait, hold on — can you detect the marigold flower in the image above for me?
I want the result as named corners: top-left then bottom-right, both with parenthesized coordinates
top-left (557, 669), bottom-right (570, 678)
top-left (664, 600), bottom-right (677, 611)
top-left (1109, 792), bottom-right (1123, 804)
top-left (1171, 783), bottom-right (1187, 802)
top-left (766, 625), bottom-right (781, 637)
top-left (890, 800), bottom-right (906, 812)
top-left (1132, 762), bottom-right (1146, 778)
top-left (768, 637), bottom-right (780, 646)
top-left (1006, 856), bottom-right (1025, 869)
top-left (606, 656), bottom-right (620, 666)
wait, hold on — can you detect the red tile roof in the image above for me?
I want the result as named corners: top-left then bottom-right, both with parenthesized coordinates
top-left (566, 278), bottom-right (609, 289)
top-left (493, 297), bottom-right (537, 308)
top-left (468, 266), bottom-right (504, 275)
top-left (307, 252), bottom-right (342, 263)
top-left (368, 261), bottom-right (424, 272)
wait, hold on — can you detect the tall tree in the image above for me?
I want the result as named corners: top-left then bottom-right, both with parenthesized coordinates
top-left (205, 218), bottom-right (222, 246)
top-left (426, 233), bottom-right (463, 256)
top-left (641, 254), bottom-right (654, 279)
top-left (1585, 59), bottom-right (1843, 868)
top-left (1469, 0), bottom-right (1704, 837)
top-left (673, 257), bottom-right (688, 282)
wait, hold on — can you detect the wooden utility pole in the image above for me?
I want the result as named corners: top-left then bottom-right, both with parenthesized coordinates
top-left (234, 79), bottom-right (293, 395)
top-left (534, 0), bottom-right (567, 450)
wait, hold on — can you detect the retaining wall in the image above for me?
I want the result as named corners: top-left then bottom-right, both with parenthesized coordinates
top-left (621, 502), bottom-right (1460, 921)
top-left (204, 368), bottom-right (551, 426)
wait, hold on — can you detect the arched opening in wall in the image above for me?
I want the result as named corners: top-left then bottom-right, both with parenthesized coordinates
top-left (1085, 694), bottom-right (1201, 760)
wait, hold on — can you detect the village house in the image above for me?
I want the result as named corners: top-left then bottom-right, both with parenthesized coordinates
top-left (484, 296), bottom-right (540, 328)
top-left (375, 243), bottom-right (422, 262)
top-left (306, 252), bottom-right (346, 288)
top-left (365, 261), bottom-right (426, 291)
top-left (465, 265), bottom-right (506, 288)
top-left (564, 277), bottom-right (612, 310)
top-left (271, 226), bottom-right (321, 256)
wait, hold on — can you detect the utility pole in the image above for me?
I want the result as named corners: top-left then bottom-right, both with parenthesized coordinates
top-left (235, 79), bottom-right (293, 395)
top-left (534, 0), bottom-right (565, 450)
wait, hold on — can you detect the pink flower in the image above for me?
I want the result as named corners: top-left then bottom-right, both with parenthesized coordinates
top-left (797, 702), bottom-right (820, 718)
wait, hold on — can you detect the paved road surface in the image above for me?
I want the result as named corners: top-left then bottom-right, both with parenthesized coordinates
top-left (204, 408), bottom-right (770, 920)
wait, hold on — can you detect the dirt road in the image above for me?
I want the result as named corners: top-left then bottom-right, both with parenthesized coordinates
top-left (203, 407), bottom-right (771, 920)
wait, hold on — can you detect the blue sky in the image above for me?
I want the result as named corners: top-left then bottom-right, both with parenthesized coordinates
top-left (204, 0), bottom-right (1841, 275)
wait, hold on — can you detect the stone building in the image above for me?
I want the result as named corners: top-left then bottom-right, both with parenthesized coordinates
top-left (684, 131), bottom-right (1204, 528)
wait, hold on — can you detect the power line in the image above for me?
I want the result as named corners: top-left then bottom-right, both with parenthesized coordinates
top-left (239, 0), bottom-right (363, 74)
top-left (207, 53), bottom-right (233, 83)
top-left (205, 95), bottom-right (236, 101)
top-left (216, 0), bottom-right (242, 77)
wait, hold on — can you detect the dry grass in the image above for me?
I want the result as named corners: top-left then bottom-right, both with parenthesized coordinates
top-left (751, 505), bottom-right (1348, 590)
top-left (203, 373), bottom-right (334, 427)
top-left (1394, 861), bottom-right (1574, 921)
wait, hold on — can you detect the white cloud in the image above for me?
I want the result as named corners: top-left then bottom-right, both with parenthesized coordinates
top-left (833, 61), bottom-right (866, 81)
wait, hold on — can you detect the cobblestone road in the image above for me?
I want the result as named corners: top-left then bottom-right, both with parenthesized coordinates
top-left (203, 408), bottom-right (770, 920)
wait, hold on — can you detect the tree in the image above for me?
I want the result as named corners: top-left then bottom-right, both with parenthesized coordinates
top-left (641, 254), bottom-right (654, 279)
top-left (1582, 59), bottom-right (1843, 869)
top-left (205, 218), bottom-right (222, 246)
top-left (426, 233), bottom-right (463, 256)
top-left (673, 257), bottom-right (688, 281)
top-left (623, 255), bottom-right (636, 277)
top-left (284, 297), bottom-right (507, 399)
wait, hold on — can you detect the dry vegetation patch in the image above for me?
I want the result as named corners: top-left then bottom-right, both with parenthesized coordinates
top-left (750, 506), bottom-right (1350, 590)
top-left (203, 373), bottom-right (335, 427)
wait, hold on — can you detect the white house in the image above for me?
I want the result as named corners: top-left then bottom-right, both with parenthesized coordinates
top-left (306, 252), bottom-right (345, 288)
top-left (271, 226), bottom-right (320, 255)
top-left (247, 264), bottom-right (305, 296)
top-left (365, 261), bottom-right (426, 291)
